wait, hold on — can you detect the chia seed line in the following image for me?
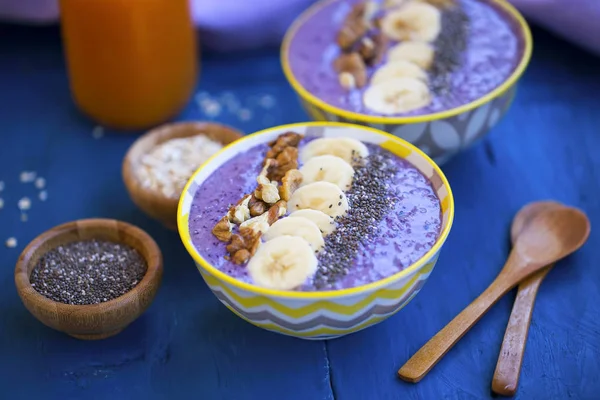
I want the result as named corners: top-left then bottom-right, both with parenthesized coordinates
top-left (314, 149), bottom-right (400, 289)
top-left (429, 4), bottom-right (470, 95)
top-left (30, 239), bottom-right (147, 305)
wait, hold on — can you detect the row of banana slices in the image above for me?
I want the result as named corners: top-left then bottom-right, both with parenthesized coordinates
top-left (247, 137), bottom-right (370, 290)
top-left (363, 0), bottom-right (445, 114)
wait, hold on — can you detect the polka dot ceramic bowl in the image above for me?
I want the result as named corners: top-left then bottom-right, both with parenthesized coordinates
top-left (281, 0), bottom-right (533, 165)
top-left (177, 122), bottom-right (454, 340)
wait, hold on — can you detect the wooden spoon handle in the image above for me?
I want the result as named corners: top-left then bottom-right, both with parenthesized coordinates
top-left (398, 275), bottom-right (514, 383)
top-left (491, 265), bottom-right (553, 396)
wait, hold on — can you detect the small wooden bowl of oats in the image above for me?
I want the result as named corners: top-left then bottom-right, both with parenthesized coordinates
top-left (122, 122), bottom-right (243, 230)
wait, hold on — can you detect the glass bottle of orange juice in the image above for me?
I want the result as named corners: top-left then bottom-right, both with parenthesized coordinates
top-left (59, 0), bottom-right (198, 130)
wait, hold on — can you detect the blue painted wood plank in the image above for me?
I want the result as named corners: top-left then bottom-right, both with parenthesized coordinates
top-left (0, 24), bottom-right (332, 400)
top-left (325, 27), bottom-right (600, 400)
top-left (0, 22), bottom-right (598, 400)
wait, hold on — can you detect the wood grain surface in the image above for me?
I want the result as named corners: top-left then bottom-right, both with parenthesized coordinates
top-left (122, 122), bottom-right (243, 230)
top-left (0, 23), bottom-right (598, 399)
top-left (14, 219), bottom-right (163, 340)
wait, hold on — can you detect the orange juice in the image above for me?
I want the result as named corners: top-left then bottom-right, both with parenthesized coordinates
top-left (59, 0), bottom-right (198, 130)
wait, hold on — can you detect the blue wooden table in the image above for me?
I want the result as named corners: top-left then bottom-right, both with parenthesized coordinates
top-left (1, 22), bottom-right (599, 400)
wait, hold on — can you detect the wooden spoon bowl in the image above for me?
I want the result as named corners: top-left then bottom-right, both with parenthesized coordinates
top-left (14, 219), bottom-right (163, 340)
top-left (122, 121), bottom-right (243, 230)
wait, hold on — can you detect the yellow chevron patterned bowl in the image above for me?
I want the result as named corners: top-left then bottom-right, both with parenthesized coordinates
top-left (177, 122), bottom-right (454, 340)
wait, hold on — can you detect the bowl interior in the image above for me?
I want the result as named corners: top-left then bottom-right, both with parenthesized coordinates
top-left (280, 0), bottom-right (533, 124)
top-left (178, 122), bottom-right (454, 299)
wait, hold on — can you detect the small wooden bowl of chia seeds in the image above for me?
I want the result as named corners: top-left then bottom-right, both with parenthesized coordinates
top-left (122, 121), bottom-right (243, 230)
top-left (14, 218), bottom-right (163, 340)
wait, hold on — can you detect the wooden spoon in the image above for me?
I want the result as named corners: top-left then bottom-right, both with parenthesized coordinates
top-left (491, 201), bottom-right (564, 396)
top-left (398, 206), bottom-right (590, 383)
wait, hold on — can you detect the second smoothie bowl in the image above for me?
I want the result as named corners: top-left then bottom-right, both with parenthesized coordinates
top-left (281, 0), bottom-right (533, 164)
top-left (178, 122), bottom-right (454, 339)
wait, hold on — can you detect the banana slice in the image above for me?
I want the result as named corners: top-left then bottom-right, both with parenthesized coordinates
top-left (264, 217), bottom-right (325, 252)
top-left (363, 77), bottom-right (431, 114)
top-left (247, 236), bottom-right (318, 290)
top-left (289, 209), bottom-right (336, 236)
top-left (371, 60), bottom-right (428, 86)
top-left (387, 41), bottom-right (435, 70)
top-left (299, 155), bottom-right (355, 190)
top-left (381, 1), bottom-right (441, 42)
top-left (299, 138), bottom-right (369, 165)
top-left (383, 0), bottom-right (408, 9)
top-left (288, 181), bottom-right (350, 218)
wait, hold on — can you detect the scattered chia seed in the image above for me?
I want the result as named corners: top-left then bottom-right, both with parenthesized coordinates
top-left (30, 239), bottom-right (147, 305)
top-left (0, 198), bottom-right (3, 209)
top-left (5, 237), bottom-right (17, 248)
top-left (429, 5), bottom-right (469, 95)
top-left (39, 190), bottom-right (48, 201)
top-left (314, 148), bottom-right (400, 289)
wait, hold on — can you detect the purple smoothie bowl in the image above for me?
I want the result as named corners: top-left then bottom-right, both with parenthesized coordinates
top-left (177, 122), bottom-right (454, 339)
top-left (281, 0), bottom-right (533, 165)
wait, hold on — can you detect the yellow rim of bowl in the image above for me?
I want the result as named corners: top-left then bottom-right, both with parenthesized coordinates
top-left (177, 122), bottom-right (455, 299)
top-left (280, 0), bottom-right (533, 124)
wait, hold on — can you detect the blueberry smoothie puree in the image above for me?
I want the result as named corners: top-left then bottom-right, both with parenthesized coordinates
top-left (189, 138), bottom-right (442, 291)
top-left (285, 0), bottom-right (525, 116)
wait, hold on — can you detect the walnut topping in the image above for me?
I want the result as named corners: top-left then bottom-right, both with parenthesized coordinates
top-left (357, 32), bottom-right (387, 66)
top-left (212, 216), bottom-right (233, 242)
top-left (334, 53), bottom-right (367, 89)
top-left (240, 227), bottom-right (261, 255)
top-left (419, 0), bottom-right (456, 9)
top-left (266, 131), bottom-right (303, 160)
top-left (337, 3), bottom-right (369, 50)
top-left (248, 194), bottom-right (268, 217)
top-left (231, 249), bottom-right (251, 265)
top-left (255, 175), bottom-right (280, 204)
top-left (279, 169), bottom-right (303, 201)
top-left (228, 194), bottom-right (252, 224)
top-left (240, 213), bottom-right (271, 234)
top-left (227, 228), bottom-right (262, 265)
top-left (268, 200), bottom-right (287, 222)
top-left (339, 72), bottom-right (356, 90)
top-left (260, 158), bottom-right (278, 179)
top-left (269, 147), bottom-right (299, 181)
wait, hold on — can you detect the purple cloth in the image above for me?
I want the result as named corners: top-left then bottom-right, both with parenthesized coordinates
top-left (0, 0), bottom-right (599, 55)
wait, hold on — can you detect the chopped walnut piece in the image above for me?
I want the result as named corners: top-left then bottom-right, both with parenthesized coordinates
top-left (339, 72), bottom-right (356, 90)
top-left (419, 0), bottom-right (456, 9)
top-left (357, 32), bottom-right (388, 66)
top-left (334, 53), bottom-right (367, 89)
top-left (212, 216), bottom-right (233, 242)
top-left (269, 147), bottom-right (299, 181)
top-left (363, 1), bottom-right (380, 23)
top-left (248, 194), bottom-right (268, 217)
top-left (231, 249), bottom-right (251, 265)
top-left (260, 158), bottom-right (278, 178)
top-left (226, 234), bottom-right (246, 254)
top-left (240, 213), bottom-right (271, 234)
top-left (266, 131), bottom-right (303, 159)
top-left (228, 194), bottom-right (252, 224)
top-left (240, 227), bottom-right (261, 255)
top-left (337, 3), bottom-right (368, 50)
top-left (279, 169), bottom-right (303, 201)
top-left (267, 200), bottom-right (287, 224)
top-left (227, 226), bottom-right (262, 265)
top-left (255, 175), bottom-right (280, 204)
